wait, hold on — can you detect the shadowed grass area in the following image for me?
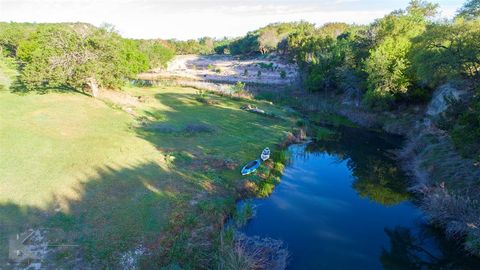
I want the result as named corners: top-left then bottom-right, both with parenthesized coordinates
top-left (130, 86), bottom-right (292, 181)
top-left (0, 59), bottom-right (295, 268)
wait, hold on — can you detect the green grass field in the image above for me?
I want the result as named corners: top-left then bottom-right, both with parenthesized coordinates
top-left (0, 58), bottom-right (294, 267)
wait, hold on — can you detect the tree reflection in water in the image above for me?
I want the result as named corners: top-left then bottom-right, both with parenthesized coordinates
top-left (381, 225), bottom-right (480, 270)
top-left (305, 125), bottom-right (411, 206)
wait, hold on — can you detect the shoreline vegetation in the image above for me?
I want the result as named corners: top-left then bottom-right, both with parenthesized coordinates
top-left (1, 0), bottom-right (479, 268)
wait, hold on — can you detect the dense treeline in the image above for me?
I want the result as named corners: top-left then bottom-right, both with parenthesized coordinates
top-left (162, 37), bottom-right (233, 55)
top-left (161, 22), bottom-right (316, 55)
top-left (222, 0), bottom-right (480, 161)
top-left (0, 22), bottom-right (174, 96)
top-left (221, 1), bottom-right (479, 105)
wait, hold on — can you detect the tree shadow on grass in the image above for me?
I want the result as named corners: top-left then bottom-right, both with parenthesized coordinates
top-left (8, 75), bottom-right (90, 97)
top-left (135, 91), bottom-right (290, 166)
top-left (0, 161), bottom-right (214, 268)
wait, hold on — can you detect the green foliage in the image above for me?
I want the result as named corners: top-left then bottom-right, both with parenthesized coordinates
top-left (286, 23), bottom-right (345, 62)
top-left (16, 24), bottom-right (139, 92)
top-left (163, 37), bottom-right (234, 55)
top-left (231, 81), bottom-right (246, 94)
top-left (257, 62), bottom-right (274, 70)
top-left (230, 22), bottom-right (313, 55)
top-left (213, 38), bottom-right (232, 54)
top-left (311, 126), bottom-right (337, 141)
top-left (120, 39), bottom-right (149, 74)
top-left (167, 38), bottom-right (214, 55)
top-left (450, 92), bottom-right (480, 161)
top-left (0, 22), bottom-right (38, 57)
top-left (233, 201), bottom-right (254, 226)
top-left (363, 1), bottom-right (437, 107)
top-left (0, 23), bottom-right (155, 94)
top-left (258, 29), bottom-right (282, 54)
top-left (304, 36), bottom-right (347, 92)
top-left (229, 33), bottom-right (259, 55)
top-left (363, 88), bottom-right (396, 110)
top-left (286, 23), bottom-right (366, 94)
top-left (364, 36), bottom-right (412, 97)
top-left (409, 19), bottom-right (480, 88)
top-left (0, 23), bottom-right (175, 94)
top-left (138, 40), bottom-right (174, 69)
top-left (457, 0), bottom-right (480, 20)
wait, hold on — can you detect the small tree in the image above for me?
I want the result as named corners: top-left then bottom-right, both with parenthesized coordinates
top-left (138, 40), bottom-right (174, 69)
top-left (231, 81), bottom-right (246, 94)
top-left (258, 29), bottom-right (281, 54)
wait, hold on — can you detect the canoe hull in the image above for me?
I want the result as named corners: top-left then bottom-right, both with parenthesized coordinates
top-left (241, 159), bottom-right (261, 175)
top-left (261, 147), bottom-right (270, 161)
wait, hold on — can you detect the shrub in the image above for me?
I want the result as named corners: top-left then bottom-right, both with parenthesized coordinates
top-left (231, 81), bottom-right (246, 94)
top-left (362, 89), bottom-right (396, 111)
top-left (450, 96), bottom-right (480, 161)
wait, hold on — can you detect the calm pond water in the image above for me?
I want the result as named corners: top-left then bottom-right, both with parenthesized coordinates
top-left (240, 127), bottom-right (480, 270)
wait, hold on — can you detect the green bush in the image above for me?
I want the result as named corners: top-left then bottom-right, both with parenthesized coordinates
top-left (231, 81), bottom-right (246, 94)
top-left (362, 88), bottom-right (396, 111)
top-left (138, 40), bottom-right (174, 69)
top-left (450, 95), bottom-right (480, 161)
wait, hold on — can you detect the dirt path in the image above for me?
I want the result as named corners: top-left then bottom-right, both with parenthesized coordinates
top-left (138, 54), bottom-right (299, 86)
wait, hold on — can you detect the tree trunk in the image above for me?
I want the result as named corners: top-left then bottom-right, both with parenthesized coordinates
top-left (86, 77), bottom-right (99, 98)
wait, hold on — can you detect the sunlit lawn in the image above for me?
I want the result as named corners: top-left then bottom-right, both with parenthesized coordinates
top-left (0, 59), bottom-right (294, 266)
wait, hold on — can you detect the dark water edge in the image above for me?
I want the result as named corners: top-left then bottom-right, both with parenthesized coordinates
top-left (239, 126), bottom-right (480, 270)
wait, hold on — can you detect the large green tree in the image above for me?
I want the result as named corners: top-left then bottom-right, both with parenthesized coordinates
top-left (16, 24), bottom-right (147, 96)
top-left (363, 0), bottom-right (438, 108)
top-left (138, 40), bottom-right (174, 69)
top-left (409, 19), bottom-right (480, 87)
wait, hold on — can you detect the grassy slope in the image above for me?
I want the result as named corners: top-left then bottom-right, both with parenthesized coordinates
top-left (0, 59), bottom-right (294, 267)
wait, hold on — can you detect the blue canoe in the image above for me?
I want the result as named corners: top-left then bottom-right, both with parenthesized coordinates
top-left (241, 159), bottom-right (261, 175)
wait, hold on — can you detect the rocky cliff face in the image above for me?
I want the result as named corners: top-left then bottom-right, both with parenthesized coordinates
top-left (426, 83), bottom-right (466, 117)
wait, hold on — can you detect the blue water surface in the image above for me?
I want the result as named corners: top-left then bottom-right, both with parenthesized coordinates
top-left (241, 127), bottom-right (480, 270)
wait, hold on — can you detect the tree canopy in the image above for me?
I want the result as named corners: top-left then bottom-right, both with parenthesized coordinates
top-left (457, 0), bottom-right (480, 20)
top-left (0, 23), bottom-right (174, 96)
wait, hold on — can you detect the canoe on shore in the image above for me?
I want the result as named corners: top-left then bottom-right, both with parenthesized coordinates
top-left (241, 159), bottom-right (261, 175)
top-left (261, 147), bottom-right (270, 161)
